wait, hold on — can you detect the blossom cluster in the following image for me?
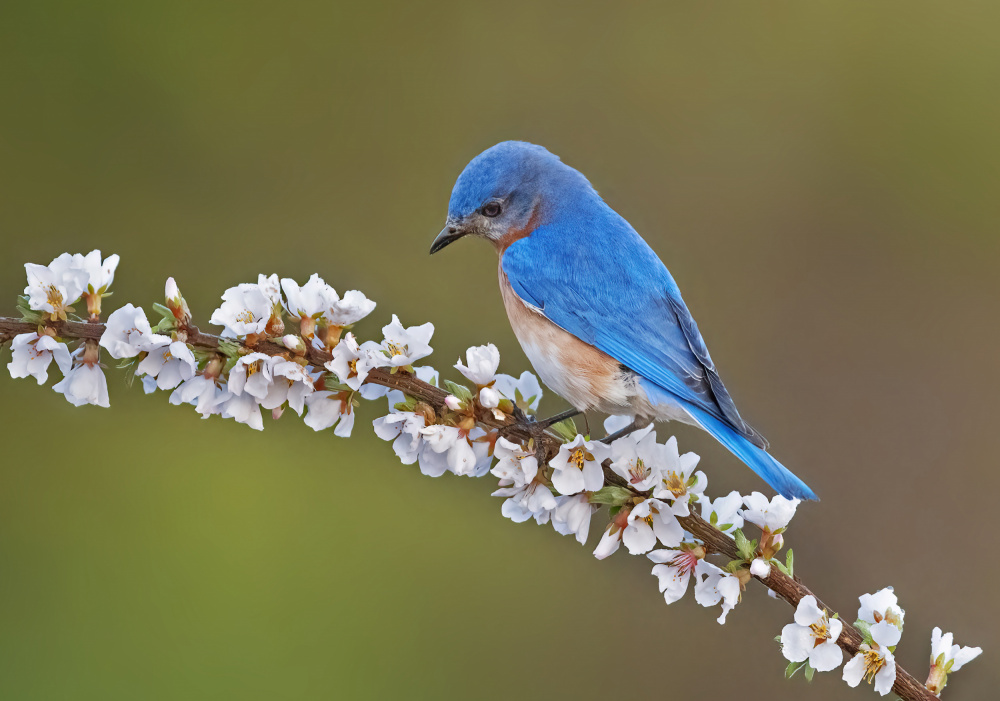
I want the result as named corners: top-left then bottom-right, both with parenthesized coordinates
top-left (3, 251), bottom-right (982, 700)
top-left (778, 584), bottom-right (980, 696)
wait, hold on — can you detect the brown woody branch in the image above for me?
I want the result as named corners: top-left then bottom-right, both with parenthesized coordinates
top-left (0, 315), bottom-right (936, 700)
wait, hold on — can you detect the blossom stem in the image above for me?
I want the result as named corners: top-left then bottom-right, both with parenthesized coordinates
top-left (0, 314), bottom-right (937, 700)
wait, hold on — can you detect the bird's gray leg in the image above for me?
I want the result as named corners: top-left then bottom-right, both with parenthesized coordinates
top-left (600, 416), bottom-right (652, 444)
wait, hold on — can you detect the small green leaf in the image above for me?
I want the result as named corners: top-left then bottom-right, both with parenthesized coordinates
top-left (785, 549), bottom-right (794, 576)
top-left (16, 295), bottom-right (43, 324)
top-left (443, 380), bottom-right (473, 402)
top-left (393, 396), bottom-right (418, 413)
top-left (709, 511), bottom-right (718, 526)
top-left (718, 523), bottom-right (734, 532)
top-left (772, 559), bottom-right (790, 576)
top-left (854, 620), bottom-right (873, 645)
top-left (608, 505), bottom-right (622, 519)
top-left (217, 339), bottom-right (241, 359)
top-left (588, 486), bottom-right (633, 506)
top-left (733, 529), bottom-right (757, 561)
top-left (785, 661), bottom-right (805, 679)
top-left (804, 662), bottom-right (815, 682)
top-left (549, 417), bottom-right (578, 443)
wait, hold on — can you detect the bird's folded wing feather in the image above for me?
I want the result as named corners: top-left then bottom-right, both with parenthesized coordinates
top-left (501, 221), bottom-right (767, 448)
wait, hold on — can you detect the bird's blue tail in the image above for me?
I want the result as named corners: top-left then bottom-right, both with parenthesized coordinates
top-left (682, 404), bottom-right (817, 500)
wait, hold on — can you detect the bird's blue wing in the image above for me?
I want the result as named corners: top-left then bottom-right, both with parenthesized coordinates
top-left (502, 218), bottom-right (767, 449)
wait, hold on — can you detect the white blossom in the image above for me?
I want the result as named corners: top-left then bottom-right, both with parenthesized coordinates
top-left (7, 333), bottom-right (72, 384)
top-left (379, 315), bottom-right (434, 367)
top-left (261, 359), bottom-right (314, 415)
top-left (740, 492), bottom-right (799, 532)
top-left (493, 371), bottom-right (542, 412)
top-left (700, 490), bottom-right (745, 535)
top-left (780, 595), bottom-right (844, 671)
top-left (843, 621), bottom-right (900, 695)
top-left (52, 347), bottom-right (109, 407)
top-left (100, 304), bottom-right (163, 359)
top-left (651, 435), bottom-right (706, 516)
top-left (136, 340), bottom-right (197, 390)
top-left (929, 627), bottom-right (981, 672)
top-left (549, 435), bottom-right (608, 495)
top-left (169, 375), bottom-right (231, 418)
top-left (210, 283), bottom-right (273, 338)
top-left (228, 353), bottom-right (276, 400)
top-left (552, 494), bottom-right (595, 545)
top-left (74, 250), bottom-right (119, 294)
top-left (694, 560), bottom-right (742, 624)
top-left (494, 481), bottom-right (557, 524)
top-left (648, 546), bottom-right (704, 604)
top-left (281, 274), bottom-right (339, 320)
top-left (858, 587), bottom-right (905, 631)
top-left (328, 290), bottom-right (376, 327)
top-left (491, 437), bottom-right (555, 523)
top-left (608, 426), bottom-right (661, 491)
top-left (303, 391), bottom-right (355, 436)
top-left (622, 498), bottom-right (683, 554)
top-left (373, 412), bottom-right (426, 465)
top-left (24, 257), bottom-right (88, 319)
top-left (455, 344), bottom-right (500, 385)
top-left (491, 436), bottom-right (537, 486)
top-left (926, 627), bottom-right (982, 695)
top-left (325, 332), bottom-right (385, 390)
top-left (221, 392), bottom-right (263, 430)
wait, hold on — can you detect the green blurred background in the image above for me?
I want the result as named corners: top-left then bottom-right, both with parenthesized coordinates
top-left (1, 2), bottom-right (998, 699)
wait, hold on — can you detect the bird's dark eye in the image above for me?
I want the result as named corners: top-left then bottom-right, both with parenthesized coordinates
top-left (482, 201), bottom-right (502, 217)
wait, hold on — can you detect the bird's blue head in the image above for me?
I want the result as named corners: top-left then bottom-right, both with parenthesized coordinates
top-left (430, 141), bottom-right (596, 254)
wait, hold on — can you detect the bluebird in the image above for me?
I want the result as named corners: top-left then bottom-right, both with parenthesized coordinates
top-left (430, 141), bottom-right (816, 500)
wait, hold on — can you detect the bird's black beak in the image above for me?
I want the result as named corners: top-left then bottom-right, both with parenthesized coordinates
top-left (429, 225), bottom-right (466, 254)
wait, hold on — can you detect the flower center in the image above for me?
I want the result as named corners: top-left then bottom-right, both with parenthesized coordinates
top-left (662, 470), bottom-right (687, 497)
top-left (809, 619), bottom-right (830, 646)
top-left (628, 458), bottom-right (649, 484)
top-left (670, 550), bottom-right (699, 575)
top-left (386, 341), bottom-right (407, 357)
top-left (246, 360), bottom-right (263, 377)
top-left (236, 309), bottom-right (256, 325)
top-left (570, 448), bottom-right (587, 470)
top-left (347, 358), bottom-right (359, 377)
top-left (861, 647), bottom-right (886, 684)
top-left (45, 284), bottom-right (64, 309)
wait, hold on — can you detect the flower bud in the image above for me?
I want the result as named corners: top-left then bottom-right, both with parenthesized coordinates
top-left (750, 558), bottom-right (771, 579)
top-left (478, 386), bottom-right (500, 409)
top-left (444, 395), bottom-right (463, 411)
top-left (299, 317), bottom-right (316, 340)
top-left (281, 334), bottom-right (307, 356)
top-left (165, 277), bottom-right (192, 324)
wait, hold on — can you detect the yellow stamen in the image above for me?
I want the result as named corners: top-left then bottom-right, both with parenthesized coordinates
top-left (661, 470), bottom-right (687, 497)
top-left (236, 309), bottom-right (256, 325)
top-left (45, 284), bottom-right (64, 310)
top-left (861, 647), bottom-right (886, 684)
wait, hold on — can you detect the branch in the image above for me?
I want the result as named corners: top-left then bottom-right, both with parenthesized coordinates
top-left (0, 314), bottom-right (937, 700)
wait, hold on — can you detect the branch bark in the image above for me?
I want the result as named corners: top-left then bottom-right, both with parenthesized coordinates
top-left (0, 315), bottom-right (936, 700)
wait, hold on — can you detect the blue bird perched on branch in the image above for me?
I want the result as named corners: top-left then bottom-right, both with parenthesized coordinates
top-left (431, 141), bottom-right (816, 501)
